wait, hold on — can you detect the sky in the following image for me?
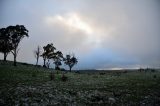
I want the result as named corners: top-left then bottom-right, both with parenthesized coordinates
top-left (0, 0), bottom-right (160, 70)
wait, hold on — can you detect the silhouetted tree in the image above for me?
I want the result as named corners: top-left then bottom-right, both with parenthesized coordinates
top-left (41, 43), bottom-right (56, 68)
top-left (41, 51), bottom-right (47, 68)
top-left (0, 28), bottom-right (13, 61)
top-left (64, 54), bottom-right (78, 72)
top-left (51, 51), bottom-right (63, 70)
top-left (6, 25), bottom-right (29, 66)
top-left (34, 45), bottom-right (41, 66)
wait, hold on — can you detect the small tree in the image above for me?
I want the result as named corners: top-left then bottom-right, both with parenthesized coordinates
top-left (0, 28), bottom-right (13, 61)
top-left (64, 54), bottom-right (78, 72)
top-left (34, 45), bottom-right (41, 66)
top-left (52, 51), bottom-right (63, 70)
top-left (41, 43), bottom-right (56, 68)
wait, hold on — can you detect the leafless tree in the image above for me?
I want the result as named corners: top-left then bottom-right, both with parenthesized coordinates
top-left (34, 45), bottom-right (41, 66)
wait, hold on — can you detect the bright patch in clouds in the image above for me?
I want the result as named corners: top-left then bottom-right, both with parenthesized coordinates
top-left (45, 13), bottom-right (93, 34)
top-left (45, 13), bottom-right (115, 47)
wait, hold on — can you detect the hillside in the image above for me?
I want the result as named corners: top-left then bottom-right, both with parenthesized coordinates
top-left (0, 61), bottom-right (160, 106)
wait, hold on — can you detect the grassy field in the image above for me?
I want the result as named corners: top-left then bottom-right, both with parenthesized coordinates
top-left (0, 61), bottom-right (160, 106)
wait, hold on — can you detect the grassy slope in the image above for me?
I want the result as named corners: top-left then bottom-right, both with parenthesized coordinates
top-left (0, 61), bottom-right (160, 106)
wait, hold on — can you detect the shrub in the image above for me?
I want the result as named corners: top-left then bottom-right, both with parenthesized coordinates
top-left (99, 72), bottom-right (105, 75)
top-left (138, 68), bottom-right (145, 72)
top-left (75, 71), bottom-right (80, 74)
top-left (61, 74), bottom-right (68, 82)
top-left (153, 75), bottom-right (157, 78)
top-left (21, 62), bottom-right (30, 66)
top-left (151, 69), bottom-right (156, 72)
top-left (36, 65), bottom-right (42, 67)
top-left (60, 68), bottom-right (66, 71)
top-left (32, 72), bottom-right (37, 77)
top-left (50, 72), bottom-right (55, 80)
top-left (123, 70), bottom-right (128, 73)
top-left (43, 65), bottom-right (47, 68)
top-left (55, 66), bottom-right (60, 70)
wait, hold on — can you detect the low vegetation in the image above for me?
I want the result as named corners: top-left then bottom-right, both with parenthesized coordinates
top-left (0, 61), bottom-right (160, 106)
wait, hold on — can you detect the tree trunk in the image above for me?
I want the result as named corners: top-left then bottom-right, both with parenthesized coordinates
top-left (14, 54), bottom-right (17, 66)
top-left (47, 59), bottom-right (50, 68)
top-left (13, 49), bottom-right (17, 66)
top-left (47, 62), bottom-right (50, 68)
top-left (55, 65), bottom-right (60, 70)
top-left (36, 57), bottom-right (38, 65)
top-left (69, 66), bottom-right (72, 72)
top-left (4, 53), bottom-right (7, 61)
top-left (43, 58), bottom-right (46, 67)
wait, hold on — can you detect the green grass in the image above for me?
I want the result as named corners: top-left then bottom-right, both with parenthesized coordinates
top-left (0, 61), bottom-right (51, 85)
top-left (0, 61), bottom-right (160, 105)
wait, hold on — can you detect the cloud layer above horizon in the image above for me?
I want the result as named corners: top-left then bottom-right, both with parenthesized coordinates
top-left (0, 0), bottom-right (160, 69)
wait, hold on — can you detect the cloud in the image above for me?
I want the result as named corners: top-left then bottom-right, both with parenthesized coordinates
top-left (0, 0), bottom-right (160, 69)
top-left (75, 0), bottom-right (160, 68)
top-left (45, 13), bottom-right (93, 34)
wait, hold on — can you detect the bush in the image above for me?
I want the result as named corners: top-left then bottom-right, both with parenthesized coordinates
top-left (153, 75), bottom-right (157, 78)
top-left (55, 67), bottom-right (60, 70)
top-left (60, 68), bottom-right (66, 71)
top-left (75, 71), bottom-right (80, 74)
top-left (61, 74), bottom-right (68, 82)
top-left (99, 72), bottom-right (105, 75)
top-left (151, 69), bottom-right (156, 72)
top-left (32, 72), bottom-right (37, 77)
top-left (50, 72), bottom-right (55, 80)
top-left (21, 62), bottom-right (30, 66)
top-left (36, 65), bottom-right (42, 67)
top-left (43, 65), bottom-right (47, 68)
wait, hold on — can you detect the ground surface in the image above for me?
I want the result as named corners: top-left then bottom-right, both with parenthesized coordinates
top-left (0, 61), bottom-right (160, 106)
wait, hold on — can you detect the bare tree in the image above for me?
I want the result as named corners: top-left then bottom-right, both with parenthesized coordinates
top-left (34, 46), bottom-right (41, 66)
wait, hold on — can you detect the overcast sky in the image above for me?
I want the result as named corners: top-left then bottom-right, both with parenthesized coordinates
top-left (0, 0), bottom-right (160, 70)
